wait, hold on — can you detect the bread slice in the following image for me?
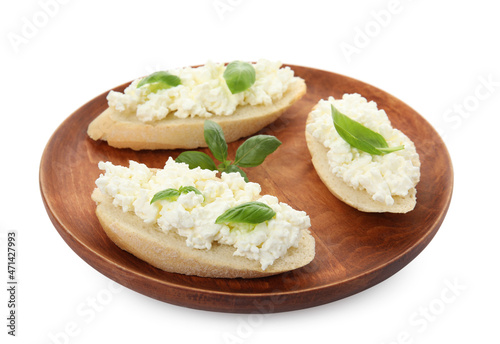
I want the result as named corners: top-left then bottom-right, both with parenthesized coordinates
top-left (305, 105), bottom-right (419, 213)
top-left (92, 189), bottom-right (315, 278)
top-left (87, 78), bottom-right (306, 150)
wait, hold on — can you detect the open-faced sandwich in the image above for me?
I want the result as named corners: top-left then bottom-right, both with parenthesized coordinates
top-left (305, 93), bottom-right (421, 213)
top-left (88, 59), bottom-right (306, 150)
top-left (92, 158), bottom-right (315, 278)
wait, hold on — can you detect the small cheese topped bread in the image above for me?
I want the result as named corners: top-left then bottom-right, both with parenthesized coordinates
top-left (88, 59), bottom-right (306, 150)
top-left (92, 158), bottom-right (315, 278)
top-left (305, 94), bottom-right (421, 213)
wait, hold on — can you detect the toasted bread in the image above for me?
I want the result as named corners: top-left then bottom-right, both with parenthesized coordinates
top-left (305, 131), bottom-right (417, 213)
top-left (91, 189), bottom-right (315, 279)
top-left (305, 99), bottom-right (420, 213)
top-left (88, 77), bottom-right (306, 150)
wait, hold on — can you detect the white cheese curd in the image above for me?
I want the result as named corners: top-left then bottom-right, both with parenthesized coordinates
top-left (306, 94), bottom-right (420, 206)
top-left (95, 158), bottom-right (310, 270)
top-left (106, 59), bottom-right (296, 122)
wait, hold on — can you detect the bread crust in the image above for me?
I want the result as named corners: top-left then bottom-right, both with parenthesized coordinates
top-left (305, 112), bottom-right (418, 213)
top-left (92, 189), bottom-right (315, 278)
top-left (88, 78), bottom-right (306, 150)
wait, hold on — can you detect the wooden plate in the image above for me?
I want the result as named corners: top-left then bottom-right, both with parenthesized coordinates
top-left (40, 65), bottom-right (453, 313)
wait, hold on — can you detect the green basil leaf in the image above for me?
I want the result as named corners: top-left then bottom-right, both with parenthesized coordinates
top-left (377, 146), bottom-right (407, 154)
top-left (204, 120), bottom-right (228, 163)
top-left (137, 71), bottom-right (181, 92)
top-left (223, 164), bottom-right (249, 183)
top-left (234, 135), bottom-right (282, 167)
top-left (150, 188), bottom-right (181, 204)
top-left (179, 186), bottom-right (203, 196)
top-left (223, 61), bottom-right (256, 94)
top-left (331, 105), bottom-right (404, 155)
top-left (215, 202), bottom-right (276, 225)
top-left (217, 160), bottom-right (232, 172)
top-left (176, 151), bottom-right (217, 171)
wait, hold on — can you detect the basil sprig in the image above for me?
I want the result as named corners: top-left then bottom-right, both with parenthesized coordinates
top-left (150, 186), bottom-right (203, 204)
top-left (234, 135), bottom-right (282, 167)
top-left (176, 120), bottom-right (281, 182)
top-left (174, 151), bottom-right (217, 171)
top-left (215, 202), bottom-right (276, 225)
top-left (223, 61), bottom-right (256, 94)
top-left (137, 71), bottom-right (181, 93)
top-left (331, 105), bottom-right (404, 155)
top-left (203, 120), bottom-right (228, 162)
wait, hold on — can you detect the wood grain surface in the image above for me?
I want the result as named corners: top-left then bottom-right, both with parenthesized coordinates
top-left (39, 65), bottom-right (453, 313)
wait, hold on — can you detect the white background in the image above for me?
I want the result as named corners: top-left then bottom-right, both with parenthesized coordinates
top-left (1, 0), bottom-right (499, 343)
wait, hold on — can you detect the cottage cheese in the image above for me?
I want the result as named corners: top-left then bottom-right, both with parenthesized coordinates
top-left (107, 59), bottom-right (297, 122)
top-left (306, 94), bottom-right (420, 206)
top-left (95, 158), bottom-right (310, 270)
